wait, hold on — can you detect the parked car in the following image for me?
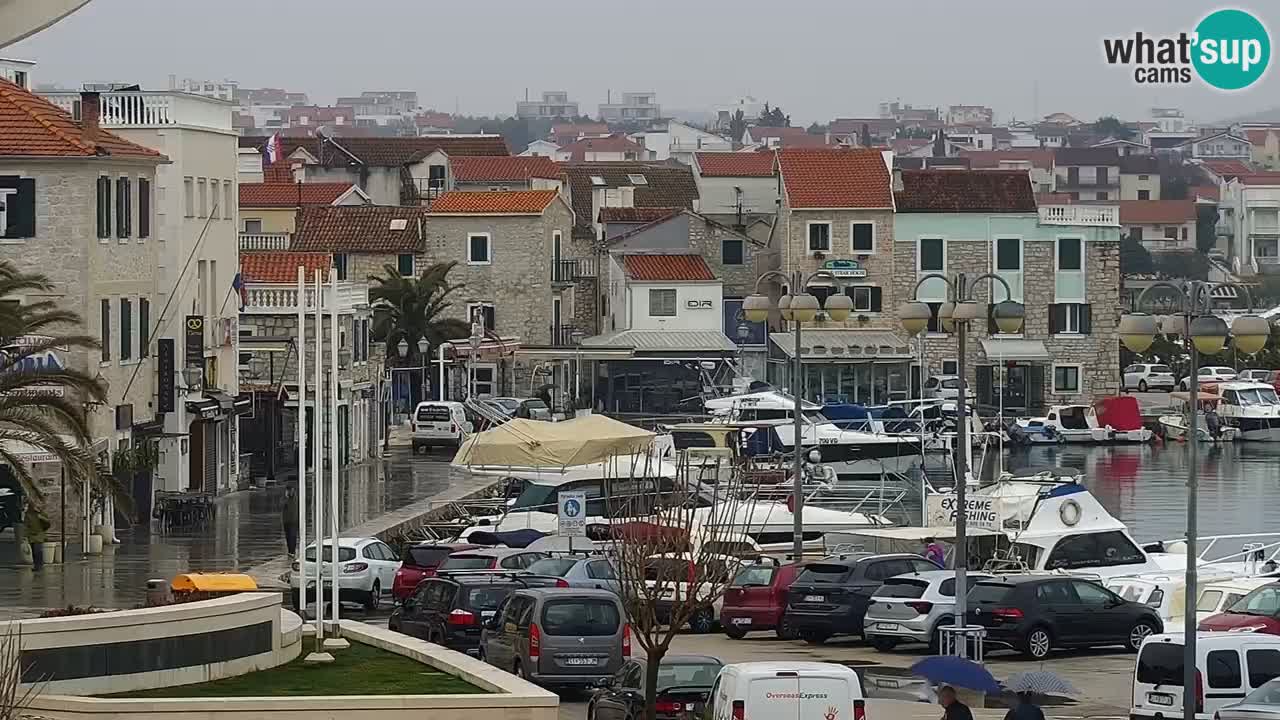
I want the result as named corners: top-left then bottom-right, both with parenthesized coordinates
top-left (389, 571), bottom-right (561, 656)
top-left (721, 560), bottom-right (807, 640)
top-left (785, 552), bottom-right (940, 645)
top-left (481, 587), bottom-right (628, 688)
top-left (707, 662), bottom-right (865, 720)
top-left (1238, 369), bottom-right (1280, 393)
top-left (525, 555), bottom-right (621, 595)
top-left (494, 397), bottom-right (552, 420)
top-left (965, 574), bottom-right (1162, 660)
top-left (589, 655), bottom-right (723, 720)
top-left (645, 553), bottom-right (743, 633)
top-left (1132, 632), bottom-right (1280, 720)
top-left (391, 542), bottom-right (480, 603)
top-left (1196, 577), bottom-right (1278, 625)
top-left (290, 536), bottom-right (400, 611)
top-left (1219, 677), bottom-right (1280, 720)
top-left (1123, 363), bottom-right (1177, 392)
top-left (411, 401), bottom-right (473, 453)
top-left (1200, 581), bottom-right (1280, 633)
top-left (863, 570), bottom-right (991, 651)
top-left (436, 547), bottom-right (548, 572)
top-left (923, 375), bottom-right (975, 401)
top-left (1179, 366), bottom-right (1237, 391)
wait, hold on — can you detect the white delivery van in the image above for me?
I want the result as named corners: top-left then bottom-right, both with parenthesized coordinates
top-left (411, 401), bottom-right (472, 452)
top-left (709, 662), bottom-right (864, 720)
top-left (1132, 632), bottom-right (1280, 720)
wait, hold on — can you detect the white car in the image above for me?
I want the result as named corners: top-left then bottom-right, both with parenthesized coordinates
top-left (863, 570), bottom-right (990, 650)
top-left (1122, 363), bottom-right (1176, 392)
top-left (1178, 366), bottom-right (1237, 391)
top-left (289, 536), bottom-right (400, 611)
top-left (644, 553), bottom-right (742, 634)
top-left (411, 401), bottom-right (472, 452)
top-left (922, 375), bottom-right (975, 401)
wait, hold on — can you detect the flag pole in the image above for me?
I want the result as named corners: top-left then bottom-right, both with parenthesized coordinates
top-left (325, 266), bottom-right (349, 650)
top-left (296, 265), bottom-right (311, 635)
top-left (304, 267), bottom-right (333, 664)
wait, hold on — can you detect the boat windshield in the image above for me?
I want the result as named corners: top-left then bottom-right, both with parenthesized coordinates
top-left (1044, 531), bottom-right (1146, 570)
top-left (1235, 387), bottom-right (1280, 406)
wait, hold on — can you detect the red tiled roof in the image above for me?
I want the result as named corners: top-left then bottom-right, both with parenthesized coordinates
top-left (961, 149), bottom-right (1054, 171)
top-left (451, 156), bottom-right (561, 182)
top-left (1245, 128), bottom-right (1280, 145)
top-left (293, 205), bottom-right (425, 252)
top-left (429, 190), bottom-right (559, 214)
top-left (599, 207), bottom-right (680, 223)
top-left (263, 161), bottom-right (294, 183)
top-left (750, 127), bottom-right (809, 141)
top-left (558, 134), bottom-right (644, 162)
top-left (562, 162), bottom-right (699, 238)
top-left (0, 82), bottom-right (165, 160)
top-left (1239, 172), bottom-right (1280, 186)
top-left (777, 148), bottom-right (892, 209)
top-left (1119, 199), bottom-right (1196, 225)
top-left (1200, 159), bottom-right (1254, 178)
top-left (695, 151), bottom-right (775, 178)
top-left (895, 170), bottom-right (1036, 213)
top-left (622, 254), bottom-right (716, 282)
top-left (241, 252), bottom-right (331, 283)
top-left (239, 182), bottom-right (356, 208)
top-left (1036, 192), bottom-right (1077, 205)
top-left (1194, 184), bottom-right (1221, 201)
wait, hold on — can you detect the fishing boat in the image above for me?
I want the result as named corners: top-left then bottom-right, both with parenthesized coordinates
top-left (1159, 391), bottom-right (1239, 442)
top-left (1010, 396), bottom-right (1152, 444)
top-left (1213, 381), bottom-right (1280, 442)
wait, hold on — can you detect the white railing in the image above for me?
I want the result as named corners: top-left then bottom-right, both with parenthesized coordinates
top-left (1256, 256), bottom-right (1280, 265)
top-left (42, 91), bottom-right (232, 131)
top-left (242, 283), bottom-right (369, 314)
top-left (1038, 204), bottom-right (1120, 227)
top-left (239, 233), bottom-right (291, 251)
top-left (1141, 238), bottom-right (1196, 252)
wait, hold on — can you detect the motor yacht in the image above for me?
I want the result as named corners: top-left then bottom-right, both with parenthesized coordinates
top-left (1214, 381), bottom-right (1280, 441)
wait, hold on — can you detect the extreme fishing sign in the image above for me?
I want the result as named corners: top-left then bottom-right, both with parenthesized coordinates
top-left (927, 495), bottom-right (999, 531)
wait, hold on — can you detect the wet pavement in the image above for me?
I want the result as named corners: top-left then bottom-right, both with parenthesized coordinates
top-left (0, 446), bottom-right (475, 620)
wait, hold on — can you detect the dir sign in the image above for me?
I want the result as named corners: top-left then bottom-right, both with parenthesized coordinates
top-left (558, 490), bottom-right (587, 537)
top-left (926, 494), bottom-right (1000, 531)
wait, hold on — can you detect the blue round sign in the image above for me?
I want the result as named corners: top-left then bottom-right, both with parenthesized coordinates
top-left (563, 498), bottom-right (581, 518)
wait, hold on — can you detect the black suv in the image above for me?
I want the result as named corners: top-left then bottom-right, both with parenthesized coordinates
top-left (389, 571), bottom-right (561, 656)
top-left (786, 552), bottom-right (940, 644)
top-left (966, 574), bottom-right (1163, 660)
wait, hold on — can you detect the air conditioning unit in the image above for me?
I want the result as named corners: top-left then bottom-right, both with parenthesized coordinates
top-left (812, 251), bottom-right (827, 259)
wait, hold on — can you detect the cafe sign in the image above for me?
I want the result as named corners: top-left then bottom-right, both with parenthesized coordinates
top-left (823, 259), bottom-right (867, 279)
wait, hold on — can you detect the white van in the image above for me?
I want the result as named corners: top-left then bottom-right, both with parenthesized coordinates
top-left (709, 662), bottom-right (865, 720)
top-left (411, 401), bottom-right (472, 452)
top-left (1132, 632), bottom-right (1280, 720)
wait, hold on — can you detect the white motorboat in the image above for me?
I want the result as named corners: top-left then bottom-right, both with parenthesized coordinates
top-left (1214, 381), bottom-right (1280, 441)
top-left (1013, 397), bottom-right (1152, 445)
top-left (1159, 391), bottom-right (1239, 442)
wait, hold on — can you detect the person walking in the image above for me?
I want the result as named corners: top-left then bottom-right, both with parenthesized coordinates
top-left (282, 484), bottom-right (299, 556)
top-left (1004, 692), bottom-right (1045, 720)
top-left (24, 501), bottom-right (49, 570)
top-left (925, 536), bottom-right (947, 567)
top-left (939, 686), bottom-right (974, 720)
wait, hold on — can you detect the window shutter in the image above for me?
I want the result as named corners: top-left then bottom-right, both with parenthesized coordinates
top-left (140, 298), bottom-right (150, 357)
top-left (1081, 304), bottom-right (1093, 334)
top-left (1048, 303), bottom-right (1063, 334)
top-left (870, 287), bottom-right (882, 312)
top-left (1027, 364), bottom-right (1046, 409)
top-left (6, 178), bottom-right (35, 238)
top-left (96, 177), bottom-right (108, 238)
top-left (138, 178), bottom-right (150, 239)
top-left (116, 177), bottom-right (127, 238)
top-left (976, 365), bottom-right (994, 406)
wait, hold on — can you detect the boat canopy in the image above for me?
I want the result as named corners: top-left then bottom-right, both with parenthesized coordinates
top-left (453, 415), bottom-right (655, 468)
top-left (1094, 395), bottom-right (1143, 431)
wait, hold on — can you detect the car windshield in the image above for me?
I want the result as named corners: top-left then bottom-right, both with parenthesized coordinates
top-left (731, 565), bottom-right (777, 587)
top-left (1137, 642), bottom-right (1184, 686)
top-left (526, 558), bottom-right (578, 576)
top-left (874, 578), bottom-right (929, 599)
top-left (1229, 585), bottom-right (1280, 616)
top-left (404, 546), bottom-right (452, 567)
top-left (493, 399), bottom-right (521, 412)
top-left (942, 379), bottom-right (962, 389)
top-left (542, 599), bottom-right (620, 636)
top-left (304, 545), bottom-right (355, 562)
top-left (439, 555), bottom-right (493, 570)
top-left (657, 662), bottom-right (722, 691)
top-left (1151, 365), bottom-right (1172, 373)
top-left (795, 563), bottom-right (852, 584)
top-left (969, 582), bottom-right (1015, 604)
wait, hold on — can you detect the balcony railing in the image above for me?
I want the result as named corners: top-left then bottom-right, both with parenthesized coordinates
top-left (1055, 175), bottom-right (1120, 189)
top-left (242, 283), bottom-right (368, 314)
top-left (1038, 204), bottom-right (1120, 227)
top-left (1256, 255), bottom-right (1280, 265)
top-left (550, 324), bottom-right (586, 347)
top-left (42, 91), bottom-right (232, 131)
top-left (552, 256), bottom-right (597, 284)
top-left (239, 233), bottom-right (291, 251)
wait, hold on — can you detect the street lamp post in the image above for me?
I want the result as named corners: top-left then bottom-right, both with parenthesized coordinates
top-left (1119, 281), bottom-right (1268, 720)
top-left (396, 336), bottom-right (431, 407)
top-left (898, 272), bottom-right (1025, 657)
top-left (743, 269), bottom-right (853, 561)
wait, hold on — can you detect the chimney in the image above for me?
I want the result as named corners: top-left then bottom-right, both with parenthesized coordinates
top-left (80, 91), bottom-right (101, 147)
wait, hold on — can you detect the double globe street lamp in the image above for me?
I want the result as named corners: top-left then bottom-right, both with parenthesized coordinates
top-left (1119, 281), bottom-right (1269, 720)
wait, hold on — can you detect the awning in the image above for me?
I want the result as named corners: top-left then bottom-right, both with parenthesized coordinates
top-left (980, 338), bottom-right (1050, 361)
top-left (448, 336), bottom-right (520, 361)
top-left (581, 329), bottom-right (737, 354)
top-left (515, 346), bottom-right (636, 361)
top-left (186, 391), bottom-right (237, 420)
top-left (769, 329), bottom-right (914, 361)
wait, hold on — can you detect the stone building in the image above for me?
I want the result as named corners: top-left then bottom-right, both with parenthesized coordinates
top-left (893, 170), bottom-right (1122, 408)
top-left (0, 82), bottom-right (166, 539)
top-left (291, 204), bottom-right (429, 283)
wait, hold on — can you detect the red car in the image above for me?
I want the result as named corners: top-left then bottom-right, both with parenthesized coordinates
top-left (1199, 581), bottom-right (1280, 634)
top-left (391, 542), bottom-right (480, 602)
top-left (720, 560), bottom-right (806, 639)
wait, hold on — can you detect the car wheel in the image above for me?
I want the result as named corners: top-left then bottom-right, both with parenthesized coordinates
top-left (587, 703), bottom-right (596, 720)
top-left (689, 607), bottom-right (715, 634)
top-left (801, 629), bottom-right (829, 645)
top-left (776, 616), bottom-right (797, 641)
top-left (724, 624), bottom-right (748, 640)
top-left (1139, 380), bottom-right (1149, 392)
top-left (1021, 626), bottom-right (1052, 660)
top-left (364, 581), bottom-right (381, 611)
top-left (1128, 619), bottom-right (1158, 652)
top-left (868, 636), bottom-right (897, 652)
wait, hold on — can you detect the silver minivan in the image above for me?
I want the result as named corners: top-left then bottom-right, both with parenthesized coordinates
top-left (481, 587), bottom-right (628, 688)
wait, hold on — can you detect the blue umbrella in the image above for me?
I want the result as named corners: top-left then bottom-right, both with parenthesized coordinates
top-left (910, 656), bottom-right (1003, 694)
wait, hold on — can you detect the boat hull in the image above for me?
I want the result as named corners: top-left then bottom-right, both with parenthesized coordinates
top-left (1159, 416), bottom-right (1238, 442)
top-left (1236, 425), bottom-right (1280, 442)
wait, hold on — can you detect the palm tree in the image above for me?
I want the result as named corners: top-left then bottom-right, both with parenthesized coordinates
top-left (0, 260), bottom-right (108, 511)
top-left (369, 261), bottom-right (471, 370)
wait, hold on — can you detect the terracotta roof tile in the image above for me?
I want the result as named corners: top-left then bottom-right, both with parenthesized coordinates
top-left (1199, 159), bottom-right (1254, 177)
top-left (1238, 172), bottom-right (1280, 186)
top-left (293, 205), bottom-right (425, 252)
top-left (562, 162), bottom-right (699, 237)
top-left (451, 156), bottom-right (561, 182)
top-left (895, 170), bottom-right (1036, 213)
top-left (1118, 199), bottom-right (1196, 224)
top-left (262, 161), bottom-right (294, 183)
top-left (1194, 184), bottom-right (1221, 201)
top-left (0, 81), bottom-right (165, 160)
top-left (239, 182), bottom-right (357, 208)
top-left (599, 207), bottom-right (680, 223)
top-left (777, 148), bottom-right (892, 209)
top-left (622, 254), bottom-right (716, 281)
top-left (429, 190), bottom-right (559, 214)
top-left (241, 252), bottom-right (332, 283)
top-left (695, 151), bottom-right (775, 178)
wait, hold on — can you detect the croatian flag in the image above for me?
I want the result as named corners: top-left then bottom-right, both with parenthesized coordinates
top-left (263, 133), bottom-right (281, 165)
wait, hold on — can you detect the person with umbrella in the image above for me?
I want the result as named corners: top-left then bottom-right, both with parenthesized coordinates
top-left (1004, 692), bottom-right (1045, 720)
top-left (939, 686), bottom-right (974, 720)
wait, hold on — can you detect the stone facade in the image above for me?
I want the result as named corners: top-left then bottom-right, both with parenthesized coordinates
top-left (688, 214), bottom-right (773, 298)
top-left (781, 201), bottom-right (897, 331)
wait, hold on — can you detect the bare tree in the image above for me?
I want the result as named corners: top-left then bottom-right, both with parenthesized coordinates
top-left (1, 625), bottom-right (43, 720)
top-left (605, 438), bottom-right (755, 720)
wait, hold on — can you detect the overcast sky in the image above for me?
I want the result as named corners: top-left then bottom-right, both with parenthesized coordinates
top-left (8, 0), bottom-right (1278, 125)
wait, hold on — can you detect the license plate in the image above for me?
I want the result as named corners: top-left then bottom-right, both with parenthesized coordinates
top-left (481, 611), bottom-right (495, 618)
top-left (804, 595), bottom-right (825, 603)
top-left (875, 678), bottom-right (900, 689)
top-left (686, 704), bottom-right (696, 711)
top-left (1149, 694), bottom-right (1174, 706)
top-left (564, 657), bottom-right (597, 666)
top-left (732, 617), bottom-right (752, 625)
top-left (876, 622), bottom-right (899, 631)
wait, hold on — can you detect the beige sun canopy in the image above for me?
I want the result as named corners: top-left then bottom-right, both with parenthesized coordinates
top-left (452, 415), bottom-right (656, 469)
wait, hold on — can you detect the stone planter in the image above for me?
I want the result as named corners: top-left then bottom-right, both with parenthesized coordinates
top-left (39, 541), bottom-right (56, 565)
top-left (85, 534), bottom-right (104, 554)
